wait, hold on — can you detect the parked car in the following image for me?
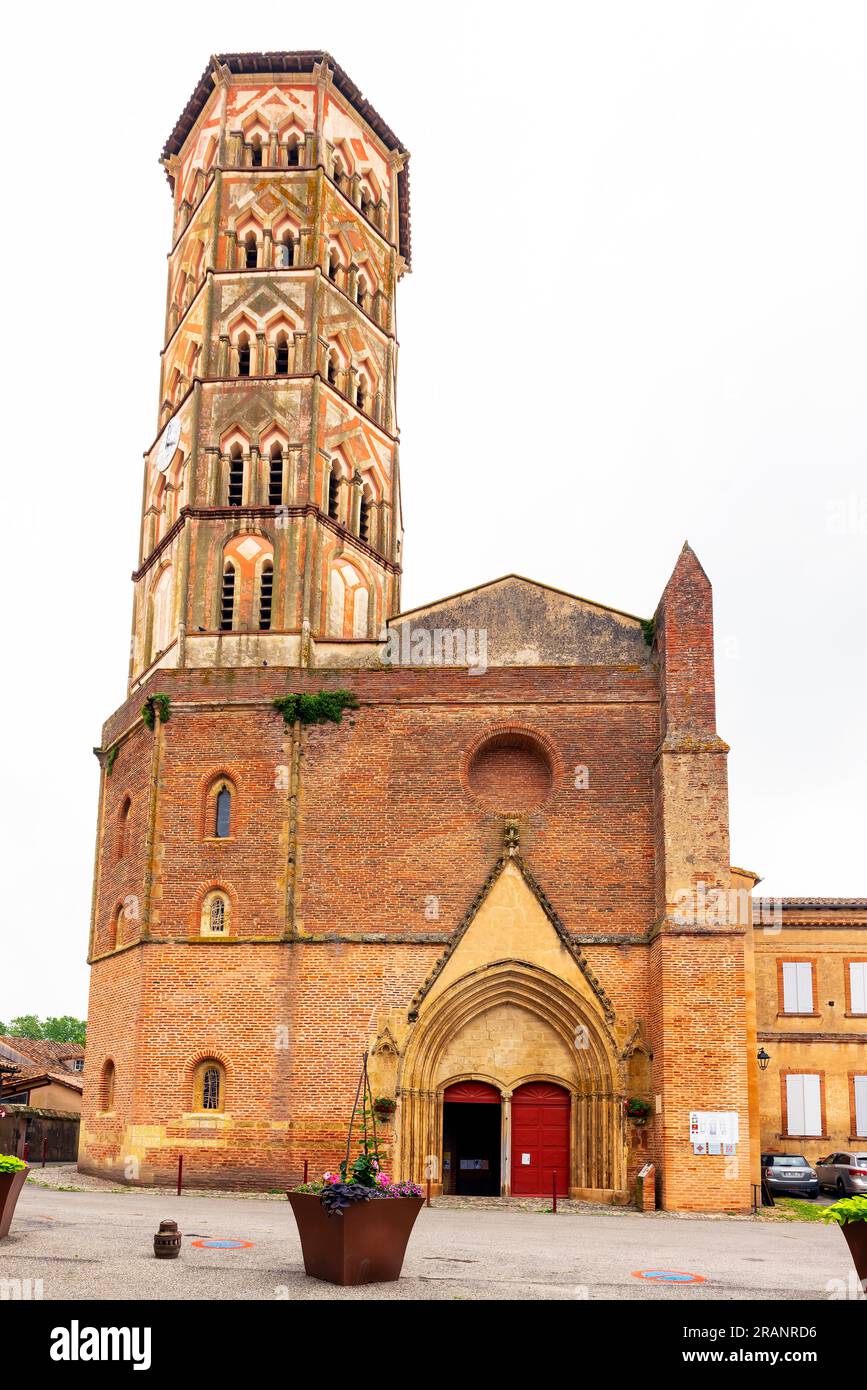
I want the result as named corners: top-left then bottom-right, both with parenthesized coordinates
top-left (761, 1153), bottom-right (819, 1198)
top-left (814, 1152), bottom-right (867, 1196)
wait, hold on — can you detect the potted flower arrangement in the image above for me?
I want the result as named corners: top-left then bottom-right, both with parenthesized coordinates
top-left (287, 1056), bottom-right (423, 1286)
top-left (625, 1097), bottom-right (652, 1127)
top-left (821, 1194), bottom-right (867, 1283)
top-left (373, 1095), bottom-right (396, 1124)
top-left (0, 1154), bottom-right (30, 1239)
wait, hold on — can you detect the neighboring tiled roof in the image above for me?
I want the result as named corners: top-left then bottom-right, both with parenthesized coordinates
top-left (0, 1037), bottom-right (84, 1067)
top-left (0, 1068), bottom-right (84, 1095)
top-left (161, 52), bottom-right (412, 267)
top-left (776, 898), bottom-right (867, 909)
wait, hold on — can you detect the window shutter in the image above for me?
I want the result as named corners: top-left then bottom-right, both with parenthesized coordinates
top-left (786, 1074), bottom-right (822, 1135)
top-left (855, 1076), bottom-right (867, 1136)
top-left (783, 962), bottom-right (813, 1013)
top-left (850, 963), bottom-right (867, 1014)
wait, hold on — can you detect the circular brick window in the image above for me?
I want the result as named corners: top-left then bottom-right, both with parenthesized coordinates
top-left (466, 730), bottom-right (555, 813)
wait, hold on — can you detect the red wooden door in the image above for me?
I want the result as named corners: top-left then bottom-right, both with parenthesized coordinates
top-left (510, 1082), bottom-right (570, 1197)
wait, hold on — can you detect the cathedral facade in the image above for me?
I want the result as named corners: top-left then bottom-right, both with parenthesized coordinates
top-left (79, 53), bottom-right (866, 1211)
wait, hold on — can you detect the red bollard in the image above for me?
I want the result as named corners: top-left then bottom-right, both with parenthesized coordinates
top-left (177, 1154), bottom-right (183, 1196)
top-left (303, 1159), bottom-right (308, 1184)
top-left (552, 1169), bottom-right (557, 1214)
top-left (23, 1141), bottom-right (29, 1164)
top-left (426, 1176), bottom-right (431, 1208)
top-left (42, 1137), bottom-right (48, 1168)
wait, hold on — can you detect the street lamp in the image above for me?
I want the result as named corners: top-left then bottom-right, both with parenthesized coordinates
top-left (757, 1047), bottom-right (771, 1072)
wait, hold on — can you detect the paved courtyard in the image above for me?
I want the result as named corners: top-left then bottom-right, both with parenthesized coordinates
top-left (0, 1181), bottom-right (855, 1301)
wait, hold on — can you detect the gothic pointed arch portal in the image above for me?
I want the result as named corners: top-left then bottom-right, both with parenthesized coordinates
top-left (396, 948), bottom-right (627, 1200)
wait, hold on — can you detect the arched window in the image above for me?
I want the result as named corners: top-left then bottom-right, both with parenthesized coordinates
top-left (333, 157), bottom-right (344, 190)
top-left (227, 446), bottom-right (244, 505)
top-left (356, 275), bottom-right (367, 310)
top-left (328, 249), bottom-right (340, 283)
top-left (201, 890), bottom-right (230, 936)
top-left (286, 135), bottom-right (300, 167)
top-left (268, 446), bottom-right (283, 505)
top-left (275, 333), bottom-right (289, 376)
top-left (107, 903), bottom-right (123, 952)
top-left (117, 797), bottom-right (131, 860)
top-left (361, 189), bottom-right (373, 220)
top-left (193, 1059), bottom-right (225, 1112)
top-left (327, 351), bottom-right (338, 387)
top-left (215, 783), bottom-right (232, 837)
top-left (278, 231), bottom-right (295, 268)
top-left (151, 565), bottom-right (174, 656)
top-left (359, 495), bottom-right (371, 543)
top-left (244, 231), bottom-right (258, 269)
top-left (258, 561), bottom-right (274, 631)
top-left (356, 376), bottom-right (368, 412)
top-left (237, 332), bottom-right (251, 377)
top-left (220, 563), bottom-right (236, 631)
top-left (100, 1060), bottom-right (116, 1113)
top-left (250, 134), bottom-right (263, 168)
top-left (328, 465), bottom-right (340, 521)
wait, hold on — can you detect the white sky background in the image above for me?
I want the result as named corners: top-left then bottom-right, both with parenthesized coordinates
top-left (2, 1), bottom-right (865, 1020)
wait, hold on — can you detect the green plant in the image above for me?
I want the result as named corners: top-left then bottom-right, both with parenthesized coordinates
top-left (0, 1155), bottom-right (27, 1173)
top-left (273, 690), bottom-right (359, 726)
top-left (822, 1195), bottom-right (867, 1226)
top-left (639, 617), bottom-right (655, 647)
top-left (141, 692), bottom-right (171, 730)
top-left (373, 1096), bottom-right (396, 1118)
top-left (105, 745), bottom-right (118, 776)
top-left (625, 1096), bottom-right (652, 1119)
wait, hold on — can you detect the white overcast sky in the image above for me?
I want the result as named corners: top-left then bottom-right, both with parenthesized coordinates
top-left (2, 1), bottom-right (865, 1021)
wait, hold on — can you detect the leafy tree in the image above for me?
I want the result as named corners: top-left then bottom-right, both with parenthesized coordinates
top-left (0, 1015), bottom-right (86, 1045)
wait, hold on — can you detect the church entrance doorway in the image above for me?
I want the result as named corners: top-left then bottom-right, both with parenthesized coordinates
top-left (442, 1081), bottom-right (501, 1196)
top-left (510, 1082), bottom-right (570, 1196)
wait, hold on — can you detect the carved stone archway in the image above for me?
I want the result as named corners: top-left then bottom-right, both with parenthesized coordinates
top-left (396, 960), bottom-right (626, 1199)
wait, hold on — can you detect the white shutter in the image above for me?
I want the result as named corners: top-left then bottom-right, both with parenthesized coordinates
top-left (855, 1076), bottom-right (867, 1137)
top-left (786, 1074), bottom-right (822, 1135)
top-left (782, 962), bottom-right (813, 1013)
top-left (850, 963), bottom-right (867, 1015)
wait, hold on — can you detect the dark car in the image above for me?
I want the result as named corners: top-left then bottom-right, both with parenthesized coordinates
top-left (761, 1153), bottom-right (819, 1198)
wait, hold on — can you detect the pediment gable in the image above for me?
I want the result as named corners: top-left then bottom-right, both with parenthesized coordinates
top-left (409, 832), bottom-right (615, 1027)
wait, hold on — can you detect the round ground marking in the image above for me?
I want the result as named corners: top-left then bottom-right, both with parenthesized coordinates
top-left (632, 1269), bottom-right (706, 1284)
top-left (190, 1238), bottom-right (254, 1250)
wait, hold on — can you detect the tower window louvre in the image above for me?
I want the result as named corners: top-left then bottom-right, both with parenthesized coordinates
top-left (237, 335), bottom-right (251, 377)
top-left (328, 467), bottom-right (340, 521)
top-left (327, 352), bottom-right (338, 386)
top-left (359, 496), bottom-right (371, 543)
top-left (250, 135), bottom-right (262, 168)
top-left (228, 450), bottom-right (244, 505)
top-left (258, 561), bottom-right (274, 631)
top-left (269, 449), bottom-right (283, 505)
top-left (244, 232), bottom-right (258, 269)
top-left (275, 335), bottom-right (289, 375)
top-left (286, 138), bottom-right (299, 167)
top-left (220, 565), bottom-right (236, 630)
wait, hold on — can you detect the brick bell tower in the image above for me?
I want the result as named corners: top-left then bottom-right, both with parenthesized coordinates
top-left (80, 53), bottom-right (411, 1186)
top-left (132, 51), bottom-right (409, 685)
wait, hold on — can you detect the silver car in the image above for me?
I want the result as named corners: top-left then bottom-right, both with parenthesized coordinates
top-left (815, 1151), bottom-right (867, 1196)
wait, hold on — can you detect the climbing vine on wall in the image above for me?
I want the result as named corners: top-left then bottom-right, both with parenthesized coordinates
top-left (104, 745), bottom-right (118, 776)
top-left (141, 692), bottom-right (172, 730)
top-left (640, 617), bottom-right (656, 648)
top-left (273, 690), bottom-right (359, 726)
